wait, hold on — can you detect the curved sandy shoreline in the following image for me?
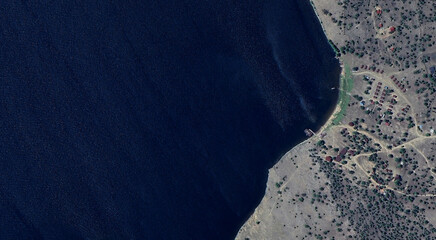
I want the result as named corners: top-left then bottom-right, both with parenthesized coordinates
top-left (235, 45), bottom-right (345, 240)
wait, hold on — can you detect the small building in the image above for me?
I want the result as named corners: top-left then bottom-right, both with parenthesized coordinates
top-left (389, 26), bottom-right (396, 33)
top-left (376, 7), bottom-right (382, 15)
top-left (339, 148), bottom-right (348, 156)
top-left (325, 156), bottom-right (333, 162)
top-left (335, 148), bottom-right (348, 162)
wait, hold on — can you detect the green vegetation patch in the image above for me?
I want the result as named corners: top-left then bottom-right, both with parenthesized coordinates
top-left (331, 63), bottom-right (354, 125)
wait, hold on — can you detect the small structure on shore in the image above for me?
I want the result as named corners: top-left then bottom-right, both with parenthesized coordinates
top-left (304, 129), bottom-right (315, 137)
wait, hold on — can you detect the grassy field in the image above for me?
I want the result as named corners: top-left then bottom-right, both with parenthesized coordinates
top-left (331, 63), bottom-right (354, 125)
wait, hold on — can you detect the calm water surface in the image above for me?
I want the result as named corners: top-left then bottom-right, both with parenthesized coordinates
top-left (0, 0), bottom-right (339, 239)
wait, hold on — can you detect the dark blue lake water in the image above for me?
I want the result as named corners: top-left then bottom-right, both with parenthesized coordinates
top-left (0, 0), bottom-right (339, 239)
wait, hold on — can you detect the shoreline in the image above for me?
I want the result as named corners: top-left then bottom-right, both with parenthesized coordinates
top-left (305, 0), bottom-right (344, 137)
top-left (238, 0), bottom-right (436, 238)
top-left (282, 63), bottom-right (344, 162)
top-left (315, 63), bottom-right (345, 135)
top-left (309, 1), bottom-right (330, 42)
top-left (236, 2), bottom-right (344, 236)
top-left (236, 62), bottom-right (345, 239)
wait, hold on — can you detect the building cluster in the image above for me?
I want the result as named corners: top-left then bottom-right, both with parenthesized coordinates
top-left (360, 65), bottom-right (384, 74)
top-left (390, 75), bottom-right (407, 92)
top-left (398, 104), bottom-right (411, 118)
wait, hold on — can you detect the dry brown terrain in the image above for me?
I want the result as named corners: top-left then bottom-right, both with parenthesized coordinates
top-left (237, 0), bottom-right (436, 239)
